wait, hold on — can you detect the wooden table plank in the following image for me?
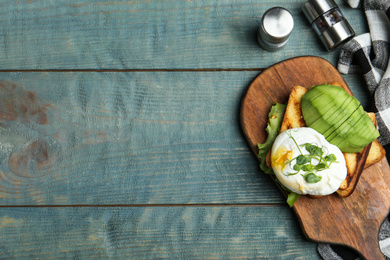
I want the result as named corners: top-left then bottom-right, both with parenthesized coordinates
top-left (0, 0), bottom-right (367, 69)
top-left (0, 71), bottom-right (368, 205)
top-left (0, 71), bottom-right (282, 205)
top-left (0, 0), bottom-right (381, 258)
top-left (0, 206), bottom-right (320, 259)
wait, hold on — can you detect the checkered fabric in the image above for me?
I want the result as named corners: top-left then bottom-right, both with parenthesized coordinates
top-left (338, 0), bottom-right (390, 146)
top-left (318, 0), bottom-right (390, 259)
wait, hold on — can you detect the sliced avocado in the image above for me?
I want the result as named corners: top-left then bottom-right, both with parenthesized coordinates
top-left (301, 84), bottom-right (380, 153)
top-left (309, 95), bottom-right (357, 136)
top-left (302, 84), bottom-right (353, 127)
top-left (303, 92), bottom-right (350, 125)
top-left (359, 116), bottom-right (380, 141)
top-left (327, 107), bottom-right (363, 144)
top-left (326, 107), bottom-right (379, 153)
top-left (301, 84), bottom-right (334, 107)
top-left (309, 95), bottom-right (360, 137)
top-left (341, 111), bottom-right (380, 147)
top-left (320, 95), bottom-right (358, 138)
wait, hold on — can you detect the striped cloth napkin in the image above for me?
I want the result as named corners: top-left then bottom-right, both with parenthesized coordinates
top-left (337, 0), bottom-right (390, 146)
top-left (319, 0), bottom-right (390, 259)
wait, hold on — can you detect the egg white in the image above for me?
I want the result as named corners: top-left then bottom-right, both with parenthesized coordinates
top-left (271, 127), bottom-right (347, 196)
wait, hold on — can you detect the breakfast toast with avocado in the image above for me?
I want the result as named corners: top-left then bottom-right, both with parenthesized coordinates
top-left (266, 83), bottom-right (386, 197)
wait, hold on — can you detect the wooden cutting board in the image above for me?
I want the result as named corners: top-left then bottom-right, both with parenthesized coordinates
top-left (240, 56), bottom-right (390, 260)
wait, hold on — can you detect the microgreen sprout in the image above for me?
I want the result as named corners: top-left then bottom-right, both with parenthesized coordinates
top-left (283, 132), bottom-right (339, 184)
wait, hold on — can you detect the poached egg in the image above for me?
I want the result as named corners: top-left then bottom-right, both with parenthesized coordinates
top-left (271, 127), bottom-right (347, 196)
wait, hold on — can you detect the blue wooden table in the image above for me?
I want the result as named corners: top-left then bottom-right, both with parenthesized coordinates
top-left (0, 1), bottom-right (372, 259)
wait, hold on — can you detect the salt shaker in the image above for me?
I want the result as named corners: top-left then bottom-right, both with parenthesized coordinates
top-left (302, 0), bottom-right (355, 51)
top-left (257, 7), bottom-right (294, 52)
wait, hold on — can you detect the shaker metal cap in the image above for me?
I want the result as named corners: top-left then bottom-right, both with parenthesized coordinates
top-left (302, 0), bottom-right (338, 23)
top-left (259, 7), bottom-right (294, 45)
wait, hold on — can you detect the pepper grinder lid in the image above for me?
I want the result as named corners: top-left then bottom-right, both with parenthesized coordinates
top-left (302, 0), bottom-right (338, 23)
top-left (257, 7), bottom-right (294, 51)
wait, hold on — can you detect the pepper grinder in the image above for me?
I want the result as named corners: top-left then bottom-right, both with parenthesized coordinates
top-left (302, 0), bottom-right (355, 51)
top-left (257, 7), bottom-right (294, 52)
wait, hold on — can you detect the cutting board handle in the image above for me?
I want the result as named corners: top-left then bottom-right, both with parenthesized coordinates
top-left (364, 243), bottom-right (385, 260)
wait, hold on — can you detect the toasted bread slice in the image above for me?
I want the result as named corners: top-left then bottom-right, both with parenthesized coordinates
top-left (265, 86), bottom-right (312, 170)
top-left (336, 113), bottom-right (386, 197)
top-left (366, 139), bottom-right (385, 166)
top-left (337, 142), bottom-right (372, 197)
top-left (365, 122), bottom-right (386, 168)
top-left (279, 85), bottom-right (307, 132)
top-left (266, 83), bottom-right (385, 198)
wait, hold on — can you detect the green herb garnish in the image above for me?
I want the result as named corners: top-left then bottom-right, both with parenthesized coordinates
top-left (283, 132), bottom-right (338, 184)
top-left (303, 172), bottom-right (322, 183)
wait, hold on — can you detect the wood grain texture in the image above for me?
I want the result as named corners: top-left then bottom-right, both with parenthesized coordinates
top-left (240, 56), bottom-right (390, 259)
top-left (0, 0), bottom-right (367, 69)
top-left (0, 71), bottom-right (369, 206)
top-left (0, 70), bottom-right (371, 207)
top-left (0, 71), bottom-right (288, 205)
top-left (0, 0), bottom-right (377, 258)
top-left (0, 206), bottom-right (320, 259)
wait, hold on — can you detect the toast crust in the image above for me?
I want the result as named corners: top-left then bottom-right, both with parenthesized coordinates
top-left (266, 83), bottom-right (386, 198)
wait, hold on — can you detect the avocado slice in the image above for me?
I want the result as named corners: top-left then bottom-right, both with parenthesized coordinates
top-left (309, 95), bottom-right (359, 137)
top-left (327, 107), bottom-right (364, 144)
top-left (303, 92), bottom-right (351, 126)
top-left (302, 84), bottom-right (354, 128)
top-left (301, 84), bottom-right (380, 153)
top-left (337, 111), bottom-right (380, 152)
top-left (320, 95), bottom-right (359, 138)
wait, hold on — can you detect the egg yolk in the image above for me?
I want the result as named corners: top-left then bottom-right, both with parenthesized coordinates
top-left (272, 147), bottom-right (293, 172)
